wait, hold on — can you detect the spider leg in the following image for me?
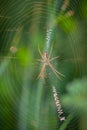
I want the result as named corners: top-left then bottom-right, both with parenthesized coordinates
top-left (38, 44), bottom-right (43, 59)
top-left (49, 63), bottom-right (61, 80)
top-left (37, 59), bottom-right (44, 62)
top-left (37, 63), bottom-right (46, 79)
top-left (50, 56), bottom-right (59, 62)
top-left (52, 65), bottom-right (64, 77)
top-left (48, 62), bottom-right (64, 79)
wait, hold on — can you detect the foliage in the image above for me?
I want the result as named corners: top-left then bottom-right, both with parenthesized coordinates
top-left (0, 0), bottom-right (87, 130)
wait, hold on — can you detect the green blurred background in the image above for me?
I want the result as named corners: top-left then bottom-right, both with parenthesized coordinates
top-left (0, 0), bottom-right (87, 130)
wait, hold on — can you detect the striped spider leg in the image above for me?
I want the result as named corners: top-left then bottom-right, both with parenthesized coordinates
top-left (37, 45), bottom-right (64, 80)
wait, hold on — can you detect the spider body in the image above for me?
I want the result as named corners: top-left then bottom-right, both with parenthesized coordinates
top-left (43, 52), bottom-right (49, 65)
top-left (37, 45), bottom-right (64, 80)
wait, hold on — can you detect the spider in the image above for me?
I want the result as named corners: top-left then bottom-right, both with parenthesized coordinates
top-left (37, 45), bottom-right (64, 80)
